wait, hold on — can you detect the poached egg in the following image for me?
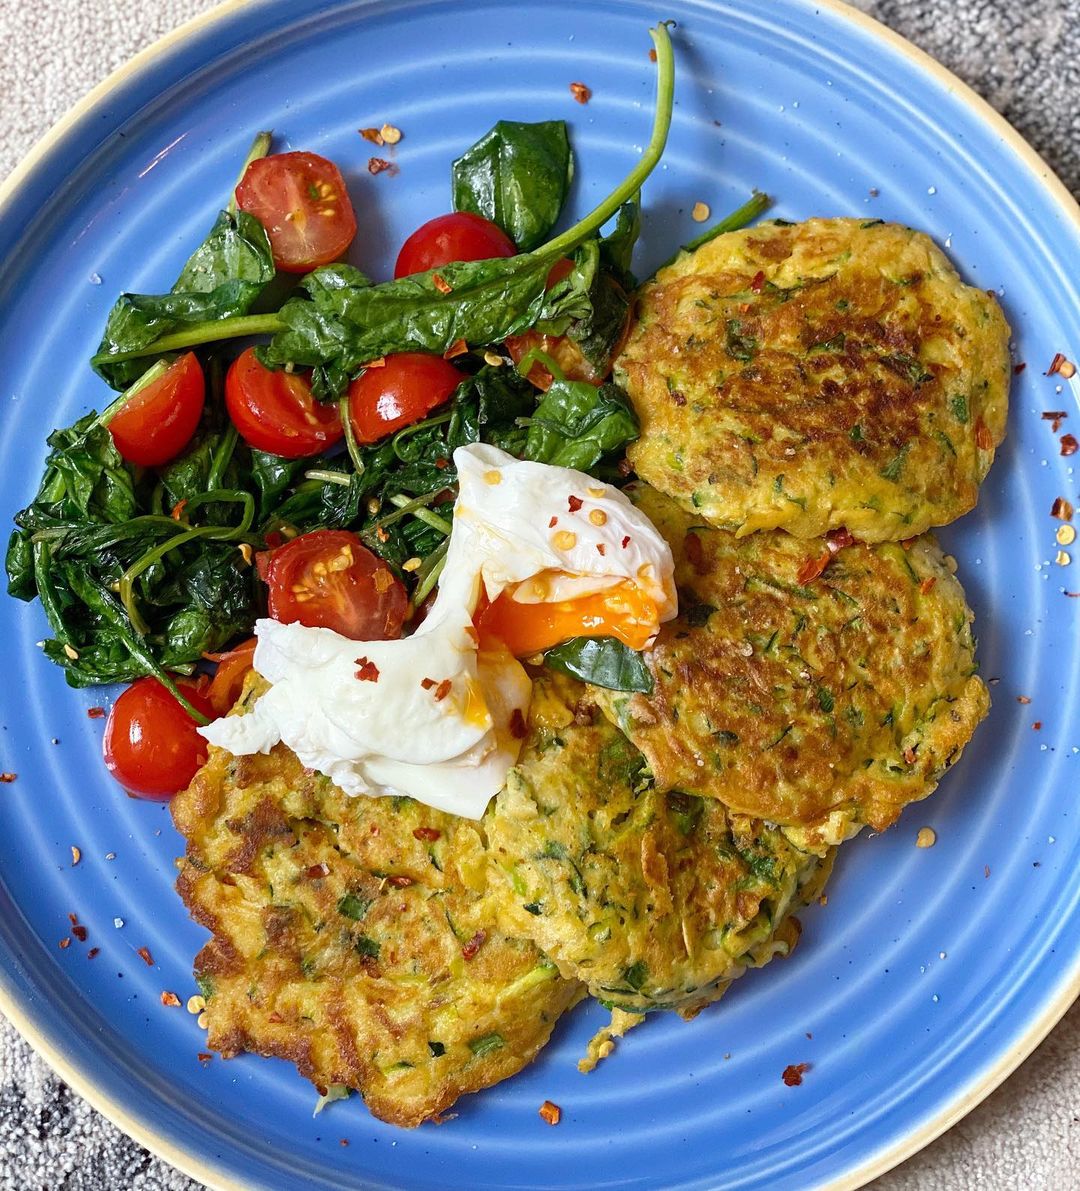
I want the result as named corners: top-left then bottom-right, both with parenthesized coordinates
top-left (200, 443), bottom-right (677, 818)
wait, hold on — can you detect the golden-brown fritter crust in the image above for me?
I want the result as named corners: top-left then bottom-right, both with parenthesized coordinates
top-left (172, 681), bottom-right (581, 1128)
top-left (617, 218), bottom-right (1010, 541)
top-left (589, 485), bottom-right (990, 851)
top-left (485, 674), bottom-right (831, 1013)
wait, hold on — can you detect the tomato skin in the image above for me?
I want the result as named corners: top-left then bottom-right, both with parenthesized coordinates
top-left (206, 637), bottom-right (257, 716)
top-left (235, 151), bottom-right (358, 273)
top-left (225, 347), bottom-right (343, 457)
top-left (505, 259), bottom-right (632, 390)
top-left (108, 353), bottom-right (205, 467)
top-left (394, 212), bottom-right (515, 279)
top-left (265, 529), bottom-right (407, 640)
top-left (348, 353), bottom-right (466, 444)
top-left (102, 678), bottom-right (215, 800)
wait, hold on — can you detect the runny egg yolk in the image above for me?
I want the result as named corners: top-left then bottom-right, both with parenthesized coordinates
top-left (473, 577), bottom-right (660, 657)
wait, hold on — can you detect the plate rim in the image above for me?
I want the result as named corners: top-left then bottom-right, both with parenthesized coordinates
top-left (0, 1), bottom-right (1078, 1188)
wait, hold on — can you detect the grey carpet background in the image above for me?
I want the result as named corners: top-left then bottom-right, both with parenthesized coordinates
top-left (1, 1), bottom-right (1078, 1187)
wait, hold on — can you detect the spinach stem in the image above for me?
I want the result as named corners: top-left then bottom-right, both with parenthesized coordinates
top-left (227, 131), bottom-right (273, 215)
top-left (539, 22), bottom-right (675, 261)
top-left (410, 540), bottom-right (449, 608)
top-left (515, 345), bottom-right (565, 383)
top-left (90, 313), bottom-right (285, 365)
top-left (651, 190), bottom-right (771, 274)
top-left (207, 423), bottom-right (239, 491)
top-left (388, 492), bottom-right (453, 535)
top-left (304, 468), bottom-right (351, 487)
top-left (338, 394), bottom-right (366, 475)
top-left (94, 359), bottom-right (172, 429)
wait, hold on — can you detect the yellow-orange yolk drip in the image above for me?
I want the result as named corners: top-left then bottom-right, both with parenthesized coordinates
top-left (473, 579), bottom-right (659, 657)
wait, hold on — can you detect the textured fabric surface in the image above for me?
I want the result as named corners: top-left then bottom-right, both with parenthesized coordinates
top-left (0, 1), bottom-right (1078, 1188)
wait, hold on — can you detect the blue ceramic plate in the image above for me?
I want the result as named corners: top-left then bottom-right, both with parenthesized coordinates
top-left (1, 2), bottom-right (1078, 1188)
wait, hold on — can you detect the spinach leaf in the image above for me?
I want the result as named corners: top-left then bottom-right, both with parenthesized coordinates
top-left (93, 209), bottom-right (275, 389)
top-left (543, 636), bottom-right (654, 693)
top-left (524, 380), bottom-right (638, 471)
top-left (599, 196), bottom-right (641, 286)
top-left (452, 120), bottom-right (573, 251)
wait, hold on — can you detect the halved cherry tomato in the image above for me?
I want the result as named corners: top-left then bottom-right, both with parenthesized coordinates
top-left (102, 677), bottom-right (215, 801)
top-left (108, 352), bottom-right (205, 467)
top-left (505, 258), bottom-right (632, 390)
top-left (225, 347), bottom-right (343, 457)
top-left (235, 151), bottom-right (358, 273)
top-left (348, 353), bottom-right (466, 444)
top-left (264, 529), bottom-right (407, 640)
top-left (206, 636), bottom-right (257, 716)
top-left (394, 212), bottom-right (515, 279)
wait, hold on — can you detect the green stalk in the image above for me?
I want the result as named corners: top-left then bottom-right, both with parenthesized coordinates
top-left (338, 394), bottom-right (366, 475)
top-left (94, 359), bottom-right (172, 429)
top-left (227, 131), bottom-right (273, 215)
top-left (388, 492), bottom-right (453, 536)
top-left (651, 190), bottom-right (771, 274)
top-left (410, 540), bottom-right (449, 609)
top-left (90, 313), bottom-right (284, 366)
top-left (304, 468), bottom-right (351, 487)
top-left (206, 423), bottom-right (239, 491)
top-left (515, 345), bottom-right (565, 383)
top-left (540, 22), bottom-right (676, 261)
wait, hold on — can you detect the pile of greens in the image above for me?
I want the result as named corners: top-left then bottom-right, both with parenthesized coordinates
top-left (6, 22), bottom-right (765, 704)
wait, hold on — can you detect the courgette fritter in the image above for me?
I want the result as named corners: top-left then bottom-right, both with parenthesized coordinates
top-left (588, 485), bottom-right (989, 851)
top-left (485, 674), bottom-right (832, 1014)
top-left (172, 679), bottom-right (582, 1128)
top-left (616, 218), bottom-right (1010, 541)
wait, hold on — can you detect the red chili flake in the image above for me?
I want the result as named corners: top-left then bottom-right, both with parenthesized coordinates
top-left (197, 1052), bottom-right (213, 1064)
top-left (71, 925), bottom-right (88, 942)
top-left (306, 862), bottom-right (330, 879)
top-left (375, 525), bottom-right (389, 543)
top-left (825, 526), bottom-right (855, 554)
top-left (902, 745), bottom-right (918, 765)
top-left (1017, 695), bottom-right (1032, 704)
top-left (413, 826), bottom-right (441, 842)
top-left (1066, 591), bottom-right (1080, 598)
top-left (68, 913), bottom-right (79, 926)
top-left (170, 499), bottom-right (188, 522)
top-left (670, 390), bottom-right (687, 406)
top-left (161, 990), bottom-right (181, 1008)
top-left (974, 418), bottom-right (994, 451)
top-left (354, 657), bottom-right (380, 683)
top-left (434, 679), bottom-right (453, 702)
top-left (268, 1011), bottom-right (285, 1024)
top-left (782, 1062), bottom-right (811, 1087)
top-left (58, 938), bottom-right (70, 949)
top-left (359, 127), bottom-right (384, 145)
top-left (432, 273), bottom-right (453, 294)
top-left (684, 532), bottom-right (706, 573)
top-left (1052, 497), bottom-right (1074, 521)
top-left (1046, 352), bottom-right (1068, 376)
top-left (617, 458), bottom-right (632, 477)
top-left (1042, 411), bottom-right (1068, 432)
top-left (1061, 434), bottom-right (1079, 457)
top-left (368, 157), bottom-right (393, 175)
top-left (0, 773), bottom-right (15, 783)
top-left (86, 707), bottom-right (106, 719)
top-left (796, 551), bottom-right (831, 585)
top-left (435, 457), bottom-right (449, 470)
top-left (1033, 721), bottom-right (1042, 731)
top-left (1014, 362), bottom-right (1027, 375)
top-left (567, 495), bottom-right (583, 513)
top-left (87, 947), bottom-right (100, 960)
top-left (549, 516), bottom-right (559, 528)
top-left (340, 1140), bottom-right (350, 1148)
top-left (137, 946), bottom-right (155, 967)
top-left (443, 338), bottom-right (468, 360)
top-left (420, 677), bottom-right (437, 691)
top-left (919, 577), bottom-right (937, 595)
top-left (900, 537), bottom-right (916, 551)
top-left (750, 270), bottom-right (766, 294)
top-left (596, 543), bottom-right (607, 556)
top-left (621, 535), bottom-right (631, 549)
top-left (509, 708), bottom-right (527, 739)
top-left (461, 929), bottom-right (487, 960)
top-left (388, 874), bottom-right (414, 888)
top-left (569, 81), bottom-right (592, 104)
top-left (539, 1100), bottom-right (562, 1125)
